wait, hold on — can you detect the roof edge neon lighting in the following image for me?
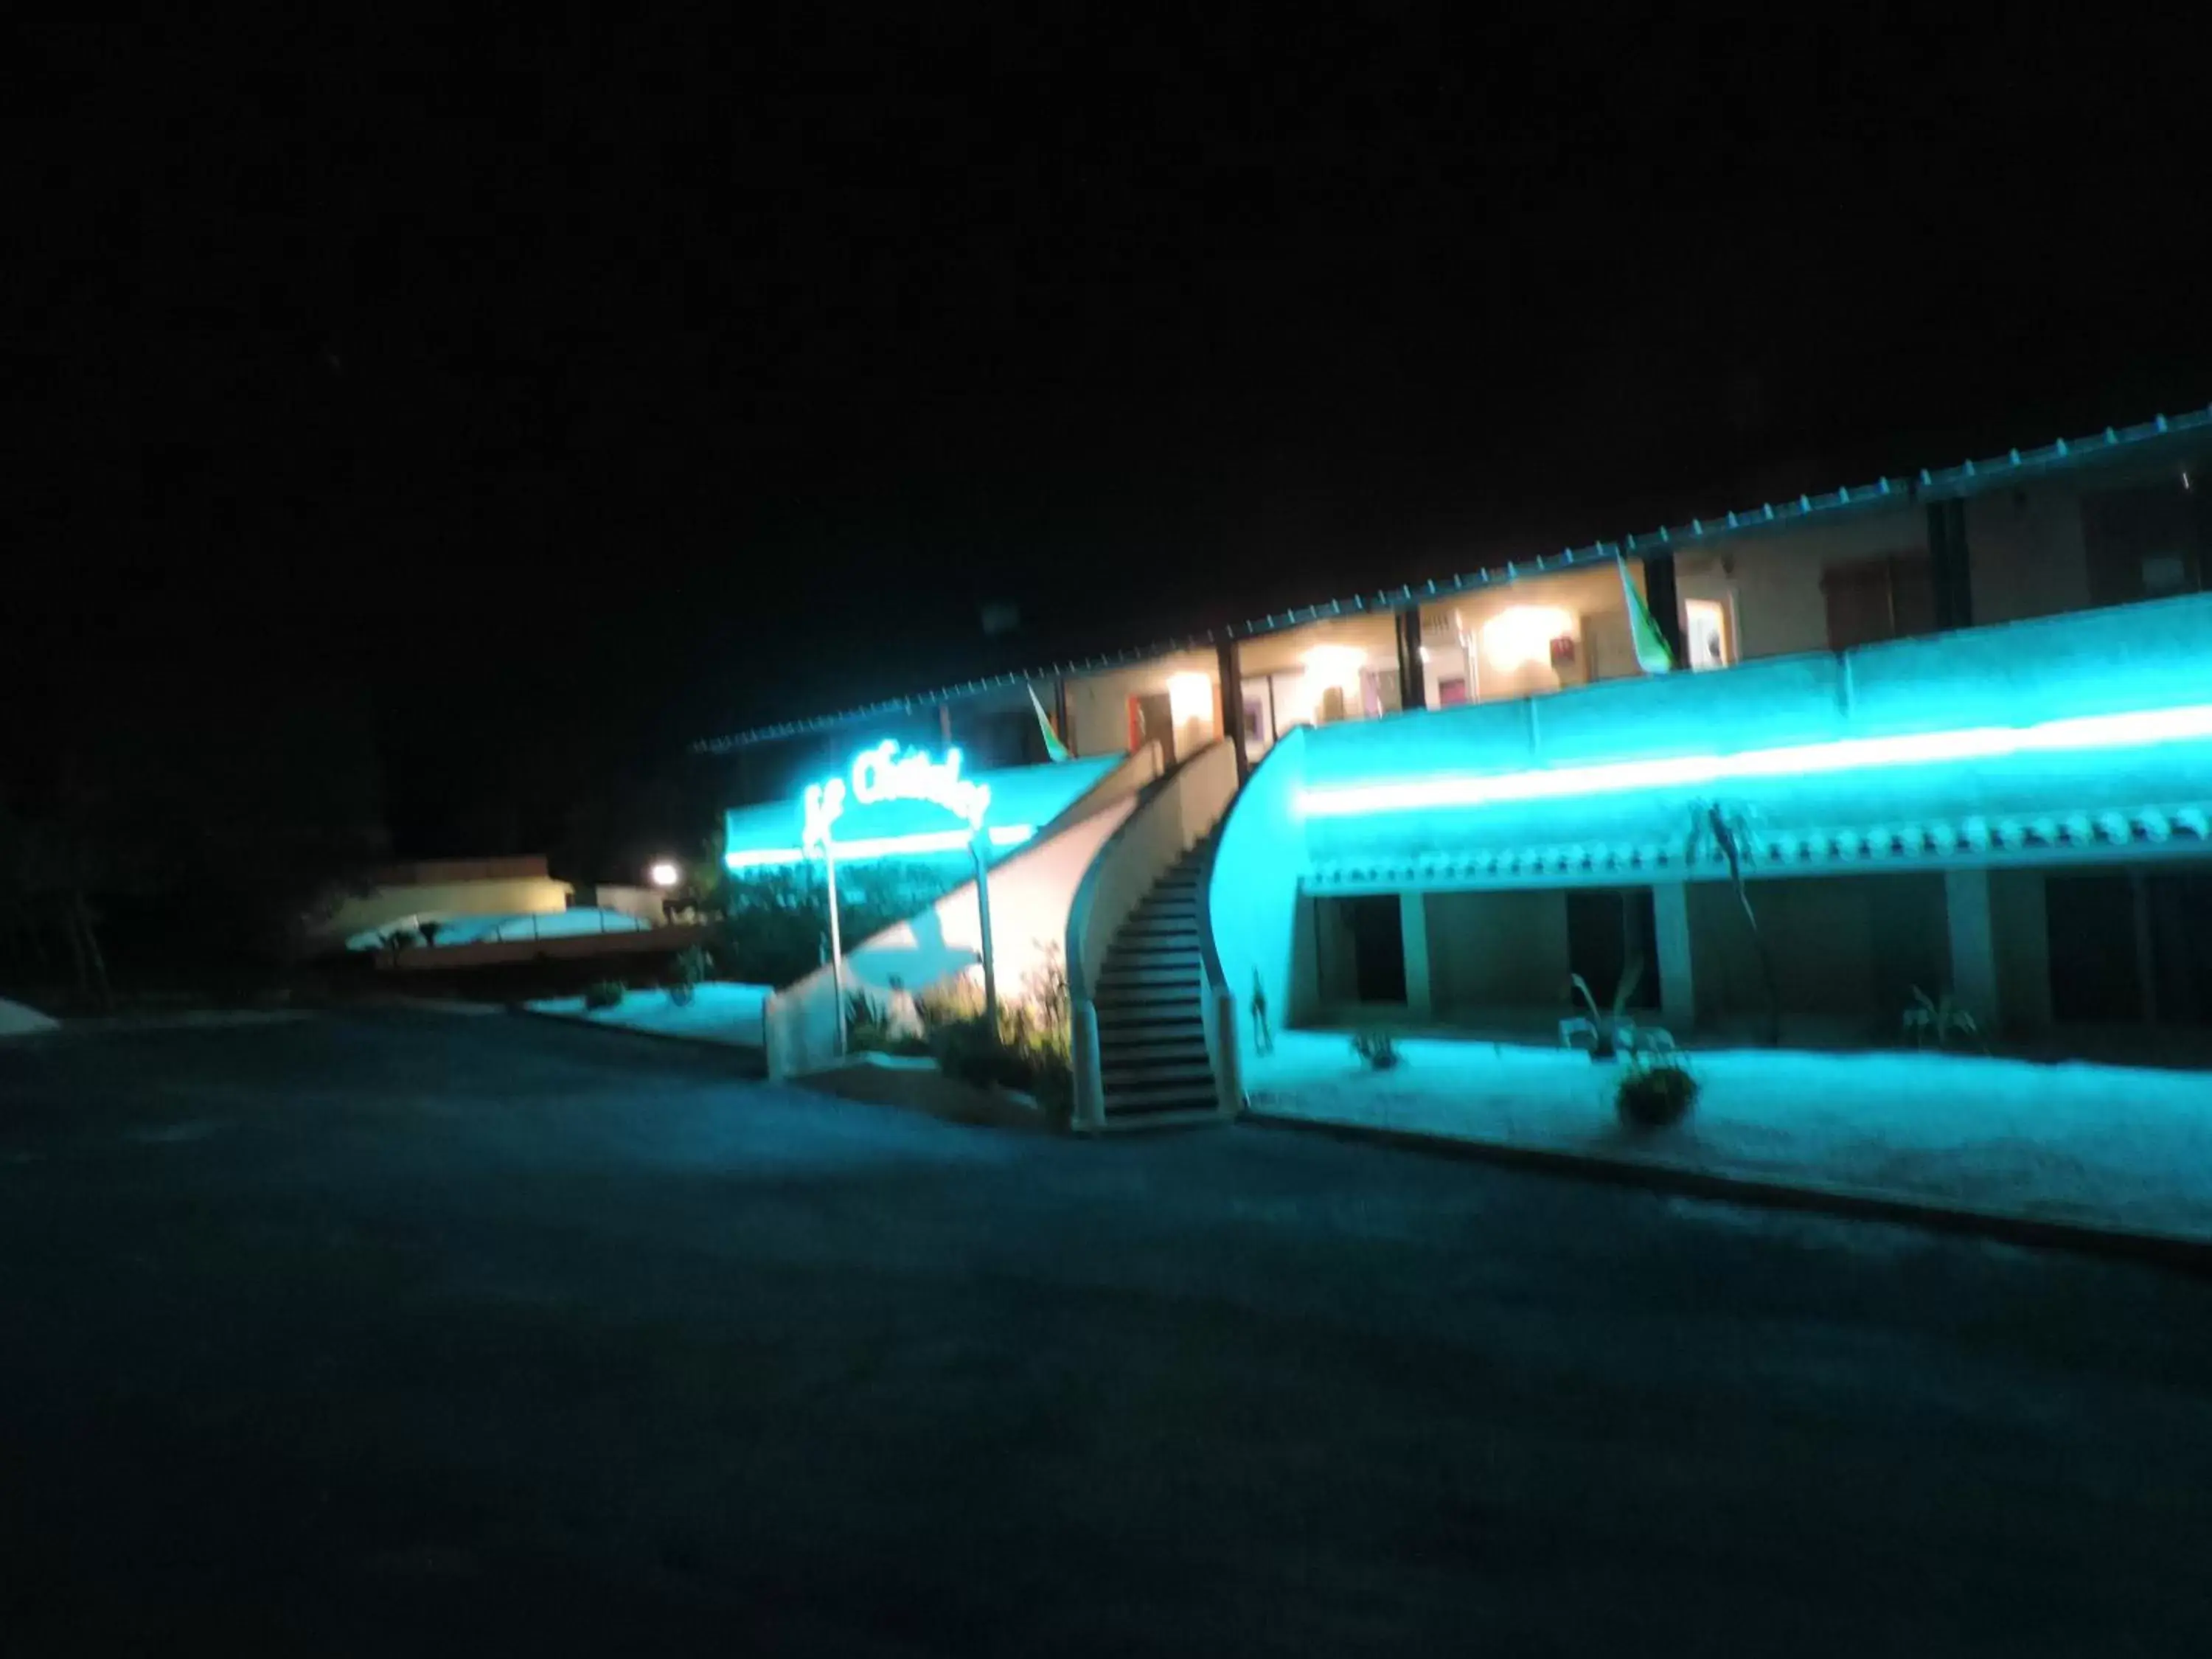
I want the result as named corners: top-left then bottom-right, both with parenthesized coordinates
top-left (1295, 703), bottom-right (2212, 820)
top-left (725, 824), bottom-right (1037, 871)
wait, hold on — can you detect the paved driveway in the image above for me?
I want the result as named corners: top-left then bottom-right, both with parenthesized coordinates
top-left (4, 1012), bottom-right (2211, 1655)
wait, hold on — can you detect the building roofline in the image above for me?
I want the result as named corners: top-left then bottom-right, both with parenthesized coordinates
top-left (692, 402), bottom-right (2212, 754)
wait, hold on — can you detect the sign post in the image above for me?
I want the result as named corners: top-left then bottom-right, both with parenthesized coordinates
top-left (970, 829), bottom-right (997, 1032)
top-left (823, 828), bottom-right (846, 1057)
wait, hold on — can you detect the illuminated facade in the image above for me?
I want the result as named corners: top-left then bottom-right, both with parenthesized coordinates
top-left (707, 406), bottom-right (2212, 1063)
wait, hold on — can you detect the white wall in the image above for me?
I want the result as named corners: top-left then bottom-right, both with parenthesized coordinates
top-left (1425, 890), bottom-right (1571, 1012)
top-left (1991, 869), bottom-right (2053, 1032)
top-left (1208, 725), bottom-right (1310, 1036)
top-left (1416, 565), bottom-right (1645, 702)
top-left (1686, 873), bottom-right (1949, 1034)
top-left (1062, 650), bottom-right (1218, 761)
top-left (1706, 508), bottom-right (1927, 662)
top-left (313, 877), bottom-right (574, 946)
top-left (1968, 483), bottom-right (2093, 624)
top-left (591, 884), bottom-right (669, 924)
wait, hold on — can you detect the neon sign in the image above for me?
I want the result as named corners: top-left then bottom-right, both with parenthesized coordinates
top-left (801, 740), bottom-right (993, 852)
top-left (725, 824), bottom-right (1035, 872)
top-left (1296, 701), bottom-right (2212, 820)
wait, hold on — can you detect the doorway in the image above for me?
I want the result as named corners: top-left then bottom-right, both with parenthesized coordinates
top-left (1127, 692), bottom-right (1177, 768)
top-left (1315, 894), bottom-right (1408, 1006)
top-left (1564, 888), bottom-right (1661, 1012)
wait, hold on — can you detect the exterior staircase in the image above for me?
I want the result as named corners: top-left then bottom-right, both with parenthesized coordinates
top-left (1094, 835), bottom-right (1223, 1124)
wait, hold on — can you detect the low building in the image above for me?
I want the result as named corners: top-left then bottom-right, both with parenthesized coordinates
top-left (307, 855), bottom-right (577, 951)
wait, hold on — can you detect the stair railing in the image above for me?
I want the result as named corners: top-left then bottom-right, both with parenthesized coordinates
top-left (1065, 739), bottom-right (1242, 1129)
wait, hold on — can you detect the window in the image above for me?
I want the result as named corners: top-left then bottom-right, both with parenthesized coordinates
top-left (2082, 480), bottom-right (2206, 606)
top-left (1820, 554), bottom-right (1937, 652)
top-left (1684, 597), bottom-right (1733, 670)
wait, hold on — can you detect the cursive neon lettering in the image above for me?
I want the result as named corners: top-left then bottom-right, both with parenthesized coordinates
top-left (800, 740), bottom-right (992, 852)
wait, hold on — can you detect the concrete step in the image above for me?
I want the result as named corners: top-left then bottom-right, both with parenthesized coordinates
top-left (1098, 964), bottom-right (1201, 987)
top-left (1103, 1063), bottom-right (1217, 1092)
top-left (1095, 989), bottom-right (1198, 1013)
top-left (1115, 925), bottom-right (1203, 947)
top-left (1099, 1039), bottom-right (1211, 1067)
top-left (1095, 1105), bottom-right (1226, 1132)
top-left (1106, 939), bottom-right (1203, 958)
top-left (1126, 915), bottom-right (1198, 934)
top-left (1094, 1005), bottom-right (1204, 1030)
top-left (1104, 1084), bottom-right (1222, 1115)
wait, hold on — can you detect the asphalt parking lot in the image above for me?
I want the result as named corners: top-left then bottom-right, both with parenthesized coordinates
top-left (4, 1009), bottom-right (2211, 1655)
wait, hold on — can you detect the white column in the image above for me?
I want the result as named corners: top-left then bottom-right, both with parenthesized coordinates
top-left (1400, 892), bottom-right (1433, 1021)
top-left (1652, 881), bottom-right (1697, 1033)
top-left (1944, 869), bottom-right (2001, 1028)
top-left (1072, 999), bottom-right (1105, 1130)
top-left (1994, 871), bottom-right (2052, 1034)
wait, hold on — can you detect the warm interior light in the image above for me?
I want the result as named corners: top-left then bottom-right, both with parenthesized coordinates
top-left (1301, 644), bottom-right (1366, 692)
top-left (1481, 606), bottom-right (1576, 672)
top-left (1684, 599), bottom-right (1730, 670)
top-left (1166, 672), bottom-right (1214, 726)
top-left (1290, 644), bottom-right (1366, 724)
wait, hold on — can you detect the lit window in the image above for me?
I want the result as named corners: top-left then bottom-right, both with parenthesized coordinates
top-left (1479, 606), bottom-right (1575, 672)
top-left (1166, 672), bottom-right (1214, 726)
top-left (1685, 599), bottom-right (1732, 670)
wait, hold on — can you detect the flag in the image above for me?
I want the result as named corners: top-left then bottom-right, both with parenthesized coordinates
top-left (1028, 685), bottom-right (1071, 762)
top-left (1621, 557), bottom-right (1676, 675)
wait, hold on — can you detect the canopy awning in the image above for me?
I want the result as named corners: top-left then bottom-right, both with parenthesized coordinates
top-left (1306, 801), bottom-right (2212, 894)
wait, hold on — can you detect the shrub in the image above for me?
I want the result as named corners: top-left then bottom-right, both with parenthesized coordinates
top-left (930, 1014), bottom-right (1009, 1086)
top-left (1615, 1052), bottom-right (1698, 1128)
top-left (1021, 943), bottom-right (1071, 1037)
top-left (1903, 986), bottom-right (1983, 1051)
top-left (708, 860), bottom-right (957, 989)
top-left (667, 942), bottom-right (709, 1006)
top-left (1565, 952), bottom-right (1646, 1059)
top-left (582, 979), bottom-right (625, 1011)
top-left (1350, 1031), bottom-right (1402, 1071)
top-left (844, 989), bottom-right (893, 1053)
top-left (927, 1009), bottom-right (1074, 1124)
top-left (916, 975), bottom-right (987, 1030)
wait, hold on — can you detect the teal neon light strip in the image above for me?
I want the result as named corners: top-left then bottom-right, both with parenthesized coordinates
top-left (724, 824), bottom-right (1037, 871)
top-left (1297, 703), bottom-right (2212, 820)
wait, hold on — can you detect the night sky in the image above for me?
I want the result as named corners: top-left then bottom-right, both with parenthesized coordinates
top-left (10, 18), bottom-right (2210, 859)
